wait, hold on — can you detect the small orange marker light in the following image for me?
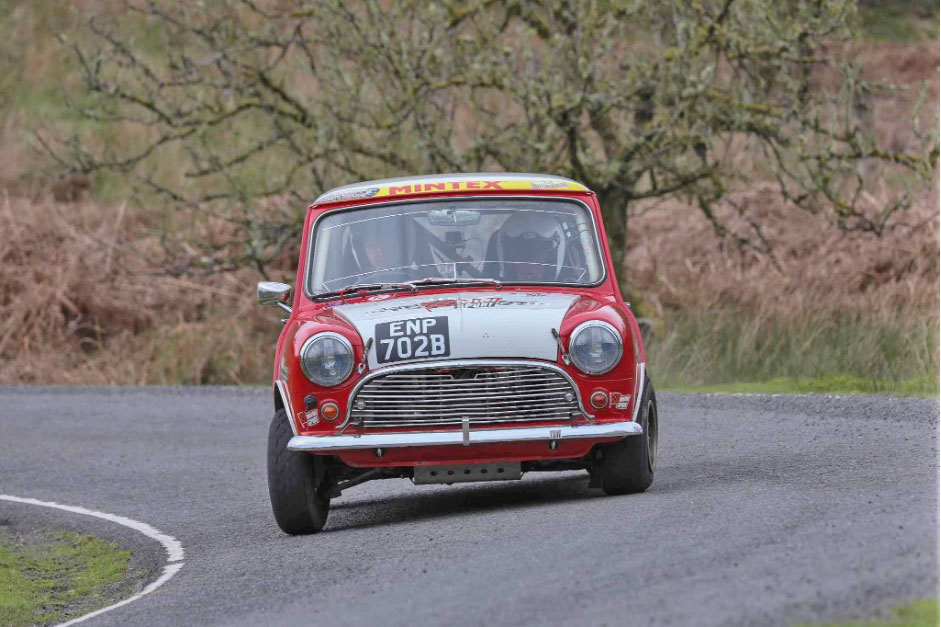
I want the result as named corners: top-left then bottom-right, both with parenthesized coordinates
top-left (589, 390), bottom-right (609, 410)
top-left (320, 401), bottom-right (340, 421)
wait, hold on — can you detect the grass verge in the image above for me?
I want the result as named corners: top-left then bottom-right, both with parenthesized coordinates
top-left (645, 307), bottom-right (939, 398)
top-left (801, 598), bottom-right (940, 627)
top-left (0, 529), bottom-right (131, 626)
top-left (663, 374), bottom-right (938, 397)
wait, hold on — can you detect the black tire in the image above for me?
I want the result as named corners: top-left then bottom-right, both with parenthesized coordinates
top-left (598, 379), bottom-right (658, 495)
top-left (267, 409), bottom-right (330, 534)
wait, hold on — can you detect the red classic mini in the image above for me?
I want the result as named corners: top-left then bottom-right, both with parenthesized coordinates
top-left (258, 173), bottom-right (658, 534)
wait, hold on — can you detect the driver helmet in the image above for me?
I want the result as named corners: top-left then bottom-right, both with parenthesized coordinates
top-left (347, 214), bottom-right (416, 276)
top-left (495, 212), bottom-right (566, 281)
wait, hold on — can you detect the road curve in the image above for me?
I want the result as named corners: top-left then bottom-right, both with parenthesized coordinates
top-left (0, 387), bottom-right (937, 626)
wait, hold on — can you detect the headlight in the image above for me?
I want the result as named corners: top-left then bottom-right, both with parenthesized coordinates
top-left (299, 333), bottom-right (354, 386)
top-left (568, 321), bottom-right (623, 375)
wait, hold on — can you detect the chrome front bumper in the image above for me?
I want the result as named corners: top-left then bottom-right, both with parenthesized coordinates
top-left (286, 421), bottom-right (642, 452)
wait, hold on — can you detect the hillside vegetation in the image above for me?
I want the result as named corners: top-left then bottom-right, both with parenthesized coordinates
top-left (0, 2), bottom-right (937, 391)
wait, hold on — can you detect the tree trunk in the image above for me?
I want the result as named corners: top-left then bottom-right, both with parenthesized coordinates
top-left (596, 189), bottom-right (630, 300)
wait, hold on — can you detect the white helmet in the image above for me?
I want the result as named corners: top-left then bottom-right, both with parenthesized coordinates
top-left (495, 212), bottom-right (566, 281)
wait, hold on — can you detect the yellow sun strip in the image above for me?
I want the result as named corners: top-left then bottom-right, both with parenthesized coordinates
top-left (315, 179), bottom-right (589, 204)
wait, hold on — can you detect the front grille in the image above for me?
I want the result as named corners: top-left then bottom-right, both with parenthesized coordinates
top-left (350, 363), bottom-right (582, 428)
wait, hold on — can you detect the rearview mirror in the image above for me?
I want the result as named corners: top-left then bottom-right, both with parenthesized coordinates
top-left (257, 281), bottom-right (292, 315)
top-left (427, 209), bottom-right (480, 226)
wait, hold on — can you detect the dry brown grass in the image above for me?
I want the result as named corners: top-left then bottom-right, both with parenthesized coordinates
top-left (626, 184), bottom-right (939, 319)
top-left (0, 194), bottom-right (281, 384)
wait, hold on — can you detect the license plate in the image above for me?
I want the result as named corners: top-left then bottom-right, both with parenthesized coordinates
top-left (375, 316), bottom-right (450, 364)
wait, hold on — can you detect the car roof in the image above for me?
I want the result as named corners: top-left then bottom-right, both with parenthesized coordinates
top-left (312, 172), bottom-right (589, 205)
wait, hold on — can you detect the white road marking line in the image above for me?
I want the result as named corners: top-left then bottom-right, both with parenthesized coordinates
top-left (57, 563), bottom-right (184, 627)
top-left (0, 494), bottom-right (185, 625)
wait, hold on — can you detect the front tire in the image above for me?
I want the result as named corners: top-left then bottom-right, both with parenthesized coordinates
top-left (267, 409), bottom-right (331, 534)
top-left (597, 379), bottom-right (658, 495)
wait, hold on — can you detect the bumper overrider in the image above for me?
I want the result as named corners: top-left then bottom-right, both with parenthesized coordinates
top-left (287, 421), bottom-right (642, 452)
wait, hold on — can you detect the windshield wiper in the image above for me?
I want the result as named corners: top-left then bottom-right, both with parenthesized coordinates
top-left (313, 282), bottom-right (414, 301)
top-left (314, 278), bottom-right (502, 301)
top-left (407, 277), bottom-right (502, 290)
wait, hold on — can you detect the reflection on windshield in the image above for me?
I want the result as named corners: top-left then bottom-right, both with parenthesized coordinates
top-left (307, 199), bottom-right (604, 294)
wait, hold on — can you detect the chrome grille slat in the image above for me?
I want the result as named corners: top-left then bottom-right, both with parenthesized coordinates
top-left (354, 404), bottom-right (573, 414)
top-left (360, 378), bottom-right (566, 388)
top-left (355, 402), bottom-right (572, 410)
top-left (351, 363), bottom-right (581, 428)
top-left (354, 401), bottom-right (574, 412)
top-left (359, 376), bottom-right (561, 387)
top-left (357, 386), bottom-right (569, 395)
top-left (363, 418), bottom-right (567, 428)
top-left (357, 389), bottom-right (572, 402)
top-left (354, 406), bottom-right (574, 418)
top-left (379, 371), bottom-right (556, 379)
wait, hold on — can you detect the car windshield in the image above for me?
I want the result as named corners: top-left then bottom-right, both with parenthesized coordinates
top-left (306, 198), bottom-right (605, 295)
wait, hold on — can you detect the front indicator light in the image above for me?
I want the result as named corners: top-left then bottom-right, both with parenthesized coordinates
top-left (590, 390), bottom-right (609, 409)
top-left (320, 401), bottom-right (340, 421)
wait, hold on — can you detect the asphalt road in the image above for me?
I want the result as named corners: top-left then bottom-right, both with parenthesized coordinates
top-left (0, 387), bottom-right (937, 626)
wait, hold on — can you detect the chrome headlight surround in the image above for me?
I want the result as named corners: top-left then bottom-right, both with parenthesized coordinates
top-left (299, 332), bottom-right (355, 387)
top-left (568, 320), bottom-right (623, 375)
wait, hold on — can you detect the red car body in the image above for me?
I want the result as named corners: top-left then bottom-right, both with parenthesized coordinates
top-left (261, 174), bottom-right (657, 534)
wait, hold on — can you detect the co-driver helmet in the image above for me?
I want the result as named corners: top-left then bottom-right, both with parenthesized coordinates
top-left (494, 212), bottom-right (566, 281)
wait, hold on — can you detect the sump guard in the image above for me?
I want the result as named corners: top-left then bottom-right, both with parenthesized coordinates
top-left (412, 462), bottom-right (523, 485)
